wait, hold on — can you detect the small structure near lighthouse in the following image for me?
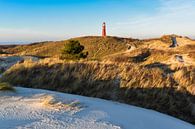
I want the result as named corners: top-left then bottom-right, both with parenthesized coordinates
top-left (102, 22), bottom-right (106, 37)
top-left (170, 36), bottom-right (179, 48)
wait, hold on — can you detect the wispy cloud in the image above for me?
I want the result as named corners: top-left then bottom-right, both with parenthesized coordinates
top-left (113, 0), bottom-right (195, 39)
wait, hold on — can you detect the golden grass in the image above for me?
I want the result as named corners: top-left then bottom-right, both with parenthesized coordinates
top-left (2, 58), bottom-right (194, 92)
top-left (1, 59), bottom-right (195, 123)
top-left (3, 36), bottom-right (140, 60)
top-left (1, 36), bottom-right (195, 123)
top-left (104, 48), bottom-right (177, 65)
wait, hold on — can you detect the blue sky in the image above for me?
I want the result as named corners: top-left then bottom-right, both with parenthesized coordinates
top-left (0, 0), bottom-right (195, 43)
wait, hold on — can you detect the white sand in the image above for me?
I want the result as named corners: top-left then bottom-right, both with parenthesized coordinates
top-left (0, 87), bottom-right (194, 129)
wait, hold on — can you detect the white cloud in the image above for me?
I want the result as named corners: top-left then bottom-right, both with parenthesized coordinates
top-left (112, 0), bottom-right (195, 39)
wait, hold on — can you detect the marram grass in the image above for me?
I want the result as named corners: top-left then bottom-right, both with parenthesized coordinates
top-left (0, 82), bottom-right (15, 91)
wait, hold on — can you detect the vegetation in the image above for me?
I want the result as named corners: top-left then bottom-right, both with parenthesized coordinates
top-left (1, 35), bottom-right (195, 124)
top-left (0, 82), bottom-right (15, 91)
top-left (61, 40), bottom-right (88, 60)
top-left (1, 59), bottom-right (195, 123)
top-left (1, 36), bottom-right (139, 59)
top-left (130, 49), bottom-right (151, 63)
top-left (159, 35), bottom-right (182, 44)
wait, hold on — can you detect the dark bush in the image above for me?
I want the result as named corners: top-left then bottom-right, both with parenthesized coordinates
top-left (61, 40), bottom-right (88, 60)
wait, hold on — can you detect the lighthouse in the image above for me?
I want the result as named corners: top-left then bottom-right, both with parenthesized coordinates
top-left (102, 22), bottom-right (106, 37)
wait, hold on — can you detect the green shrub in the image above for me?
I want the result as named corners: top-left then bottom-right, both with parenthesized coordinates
top-left (61, 40), bottom-right (88, 60)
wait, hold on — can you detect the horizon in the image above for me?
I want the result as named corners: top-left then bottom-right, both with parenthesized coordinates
top-left (0, 34), bottom-right (195, 45)
top-left (0, 0), bottom-right (195, 44)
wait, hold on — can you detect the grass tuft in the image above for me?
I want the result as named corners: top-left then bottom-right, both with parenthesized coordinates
top-left (0, 82), bottom-right (15, 91)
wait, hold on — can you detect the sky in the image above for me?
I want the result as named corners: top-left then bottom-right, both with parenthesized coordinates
top-left (0, 0), bottom-right (195, 43)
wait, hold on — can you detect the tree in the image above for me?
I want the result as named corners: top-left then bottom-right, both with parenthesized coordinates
top-left (61, 40), bottom-right (88, 60)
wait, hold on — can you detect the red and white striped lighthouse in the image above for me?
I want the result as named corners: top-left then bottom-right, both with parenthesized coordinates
top-left (102, 22), bottom-right (106, 37)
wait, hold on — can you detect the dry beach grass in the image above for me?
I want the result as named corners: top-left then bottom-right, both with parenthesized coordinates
top-left (1, 58), bottom-right (195, 123)
top-left (0, 35), bottom-right (195, 124)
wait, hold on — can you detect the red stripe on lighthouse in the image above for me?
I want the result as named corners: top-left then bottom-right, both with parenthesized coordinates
top-left (102, 22), bottom-right (106, 37)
